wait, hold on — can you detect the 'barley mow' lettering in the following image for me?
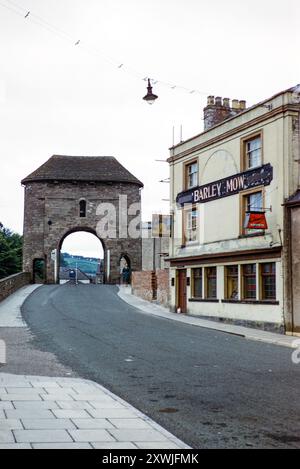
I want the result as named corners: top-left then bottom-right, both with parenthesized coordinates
top-left (176, 163), bottom-right (273, 206)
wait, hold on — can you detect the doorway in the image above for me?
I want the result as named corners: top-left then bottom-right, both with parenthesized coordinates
top-left (176, 269), bottom-right (187, 313)
top-left (33, 259), bottom-right (46, 284)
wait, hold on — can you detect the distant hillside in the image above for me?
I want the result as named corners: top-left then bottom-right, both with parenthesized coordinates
top-left (61, 252), bottom-right (102, 275)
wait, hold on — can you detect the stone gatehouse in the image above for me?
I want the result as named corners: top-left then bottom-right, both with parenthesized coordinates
top-left (21, 155), bottom-right (143, 284)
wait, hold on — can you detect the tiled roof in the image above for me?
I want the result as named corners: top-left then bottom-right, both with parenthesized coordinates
top-left (22, 155), bottom-right (143, 187)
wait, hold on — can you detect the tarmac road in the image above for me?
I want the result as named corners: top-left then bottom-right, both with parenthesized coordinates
top-left (21, 283), bottom-right (300, 449)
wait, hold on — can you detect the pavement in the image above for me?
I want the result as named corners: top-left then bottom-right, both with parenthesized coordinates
top-left (0, 285), bottom-right (41, 328)
top-left (117, 285), bottom-right (300, 349)
top-left (0, 285), bottom-right (189, 449)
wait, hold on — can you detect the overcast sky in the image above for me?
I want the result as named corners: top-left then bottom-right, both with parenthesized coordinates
top-left (0, 0), bottom-right (299, 257)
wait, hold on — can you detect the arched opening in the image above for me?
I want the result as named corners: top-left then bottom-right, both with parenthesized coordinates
top-left (58, 229), bottom-right (104, 285)
top-left (119, 254), bottom-right (131, 285)
top-left (33, 258), bottom-right (46, 284)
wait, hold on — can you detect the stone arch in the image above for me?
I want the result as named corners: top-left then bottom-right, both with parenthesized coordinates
top-left (57, 227), bottom-right (106, 284)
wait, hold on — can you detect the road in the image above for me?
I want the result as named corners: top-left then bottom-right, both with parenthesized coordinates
top-left (21, 283), bottom-right (300, 449)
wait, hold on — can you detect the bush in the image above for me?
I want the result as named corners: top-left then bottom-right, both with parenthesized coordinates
top-left (0, 222), bottom-right (23, 279)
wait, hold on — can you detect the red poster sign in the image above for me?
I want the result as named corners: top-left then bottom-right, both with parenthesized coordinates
top-left (244, 211), bottom-right (268, 230)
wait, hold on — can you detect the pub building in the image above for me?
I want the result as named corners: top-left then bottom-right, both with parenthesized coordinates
top-left (167, 86), bottom-right (300, 335)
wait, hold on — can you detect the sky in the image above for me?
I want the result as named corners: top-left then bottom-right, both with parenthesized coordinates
top-left (0, 0), bottom-right (300, 257)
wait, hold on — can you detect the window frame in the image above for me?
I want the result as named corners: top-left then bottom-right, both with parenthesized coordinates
top-left (240, 130), bottom-right (263, 172)
top-left (240, 187), bottom-right (265, 236)
top-left (182, 205), bottom-right (198, 245)
top-left (260, 262), bottom-right (276, 301)
top-left (192, 267), bottom-right (203, 299)
top-left (225, 265), bottom-right (239, 300)
top-left (184, 159), bottom-right (198, 190)
top-left (205, 266), bottom-right (217, 299)
top-left (242, 264), bottom-right (257, 300)
top-left (79, 199), bottom-right (87, 218)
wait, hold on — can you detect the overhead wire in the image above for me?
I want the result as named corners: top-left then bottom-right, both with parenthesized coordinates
top-left (1, 0), bottom-right (210, 96)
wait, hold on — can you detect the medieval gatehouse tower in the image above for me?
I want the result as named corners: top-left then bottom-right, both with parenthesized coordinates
top-left (21, 155), bottom-right (143, 284)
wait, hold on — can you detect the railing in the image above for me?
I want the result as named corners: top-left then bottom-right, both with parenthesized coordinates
top-left (0, 272), bottom-right (31, 302)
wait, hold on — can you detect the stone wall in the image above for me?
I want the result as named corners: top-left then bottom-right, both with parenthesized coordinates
top-left (22, 181), bottom-right (142, 284)
top-left (131, 269), bottom-right (169, 306)
top-left (0, 272), bottom-right (31, 302)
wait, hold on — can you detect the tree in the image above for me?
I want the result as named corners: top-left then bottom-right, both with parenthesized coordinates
top-left (0, 222), bottom-right (23, 279)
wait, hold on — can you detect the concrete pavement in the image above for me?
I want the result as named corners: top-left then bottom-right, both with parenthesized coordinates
top-left (0, 285), bottom-right (41, 328)
top-left (0, 285), bottom-right (189, 449)
top-left (0, 373), bottom-right (188, 449)
top-left (117, 285), bottom-right (299, 349)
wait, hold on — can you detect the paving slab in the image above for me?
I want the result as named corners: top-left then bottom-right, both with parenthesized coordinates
top-left (0, 372), bottom-right (189, 449)
top-left (21, 419), bottom-right (76, 430)
top-left (14, 429), bottom-right (73, 443)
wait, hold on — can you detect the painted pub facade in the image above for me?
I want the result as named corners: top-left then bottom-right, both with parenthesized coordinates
top-left (167, 86), bottom-right (300, 335)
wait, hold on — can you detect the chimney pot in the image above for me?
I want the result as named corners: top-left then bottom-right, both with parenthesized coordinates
top-left (207, 95), bottom-right (215, 105)
top-left (223, 98), bottom-right (230, 108)
top-left (232, 99), bottom-right (240, 110)
top-left (215, 96), bottom-right (222, 106)
top-left (239, 100), bottom-right (246, 110)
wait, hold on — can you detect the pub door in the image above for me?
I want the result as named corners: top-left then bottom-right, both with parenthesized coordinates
top-left (176, 269), bottom-right (187, 314)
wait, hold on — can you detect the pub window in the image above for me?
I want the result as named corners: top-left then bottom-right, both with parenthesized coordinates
top-left (243, 135), bottom-right (262, 170)
top-left (185, 161), bottom-right (198, 189)
top-left (225, 265), bottom-right (239, 300)
top-left (261, 263), bottom-right (276, 300)
top-left (79, 200), bottom-right (86, 218)
top-left (183, 206), bottom-right (198, 243)
top-left (205, 267), bottom-right (217, 299)
top-left (242, 264), bottom-right (256, 300)
top-left (242, 190), bottom-right (263, 235)
top-left (192, 268), bottom-right (202, 298)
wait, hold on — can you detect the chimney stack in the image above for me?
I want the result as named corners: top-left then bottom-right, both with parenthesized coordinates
top-left (203, 96), bottom-right (247, 130)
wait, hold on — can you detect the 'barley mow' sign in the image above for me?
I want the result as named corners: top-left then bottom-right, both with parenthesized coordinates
top-left (176, 163), bottom-right (273, 206)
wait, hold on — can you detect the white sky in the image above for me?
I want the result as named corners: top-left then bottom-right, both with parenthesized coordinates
top-left (0, 0), bottom-right (300, 257)
top-left (61, 231), bottom-right (104, 259)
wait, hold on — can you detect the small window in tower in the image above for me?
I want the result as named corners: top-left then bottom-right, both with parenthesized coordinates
top-left (79, 200), bottom-right (86, 218)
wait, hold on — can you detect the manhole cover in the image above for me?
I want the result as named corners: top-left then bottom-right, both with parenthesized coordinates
top-left (159, 407), bottom-right (179, 413)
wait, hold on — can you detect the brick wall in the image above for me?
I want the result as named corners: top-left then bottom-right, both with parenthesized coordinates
top-left (131, 269), bottom-right (169, 306)
top-left (132, 271), bottom-right (156, 302)
top-left (0, 272), bottom-right (31, 302)
top-left (156, 269), bottom-right (169, 307)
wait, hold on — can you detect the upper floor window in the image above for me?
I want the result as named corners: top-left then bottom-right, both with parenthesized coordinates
top-left (79, 200), bottom-right (86, 218)
top-left (183, 206), bottom-right (198, 243)
top-left (243, 134), bottom-right (262, 170)
top-left (185, 161), bottom-right (198, 189)
top-left (242, 190), bottom-right (263, 236)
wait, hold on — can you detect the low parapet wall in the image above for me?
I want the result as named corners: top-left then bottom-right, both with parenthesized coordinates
top-left (0, 272), bottom-right (31, 302)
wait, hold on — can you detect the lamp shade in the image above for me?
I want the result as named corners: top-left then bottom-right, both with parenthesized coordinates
top-left (143, 79), bottom-right (158, 104)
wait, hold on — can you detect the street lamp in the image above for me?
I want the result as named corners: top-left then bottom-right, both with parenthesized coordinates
top-left (143, 79), bottom-right (158, 105)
